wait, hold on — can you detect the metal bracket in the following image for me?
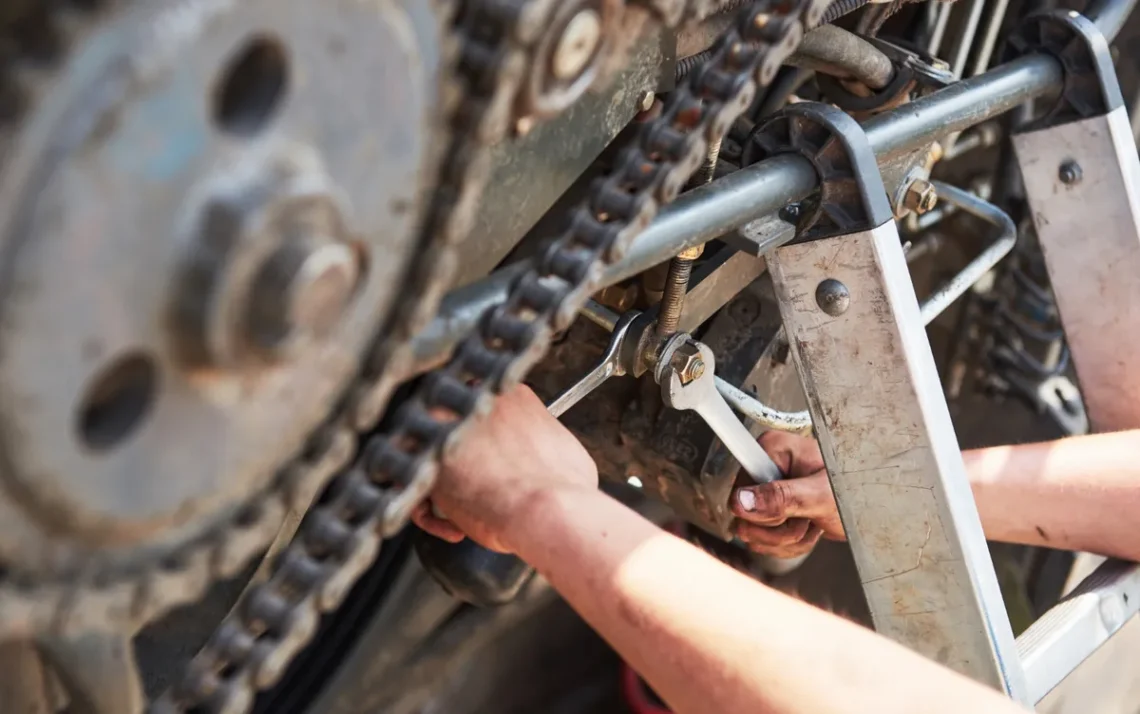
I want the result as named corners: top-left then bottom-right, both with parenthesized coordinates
top-left (1004, 9), bottom-right (1124, 132)
top-left (1010, 10), bottom-right (1140, 432)
top-left (742, 102), bottom-right (894, 242)
top-left (763, 110), bottom-right (1027, 699)
top-left (817, 36), bottom-right (954, 115)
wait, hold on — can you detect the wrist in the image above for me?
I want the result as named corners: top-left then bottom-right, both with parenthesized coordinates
top-left (497, 484), bottom-right (584, 555)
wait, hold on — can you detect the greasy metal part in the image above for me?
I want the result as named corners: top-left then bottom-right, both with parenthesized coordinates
top-left (789, 24), bottom-right (895, 89)
top-left (769, 222), bottom-right (1028, 700)
top-left (902, 178), bottom-right (938, 214)
top-left (656, 246), bottom-right (701, 337)
top-left (1018, 560), bottom-right (1140, 704)
top-left (519, 0), bottom-right (622, 119)
top-left (581, 298), bottom-right (813, 436)
top-left (455, 27), bottom-right (666, 288)
top-left (414, 53), bottom-right (1067, 373)
top-left (552, 9), bottom-right (603, 80)
top-left (917, 182), bottom-right (1016, 326)
top-left (1014, 105), bottom-right (1140, 432)
top-left (656, 336), bottom-right (783, 483)
top-left (675, 247), bottom-right (766, 334)
top-left (656, 137), bottom-right (721, 339)
top-left (0, 0), bottom-right (442, 598)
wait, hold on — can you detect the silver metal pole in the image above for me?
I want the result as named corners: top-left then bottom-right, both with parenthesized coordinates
top-left (412, 54), bottom-right (1064, 371)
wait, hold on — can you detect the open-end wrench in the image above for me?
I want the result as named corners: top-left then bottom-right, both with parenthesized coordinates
top-left (548, 310), bottom-right (640, 418)
top-left (656, 335), bottom-right (784, 484)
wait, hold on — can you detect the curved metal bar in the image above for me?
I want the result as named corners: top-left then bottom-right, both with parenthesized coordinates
top-left (715, 376), bottom-right (813, 435)
top-left (1086, 0), bottom-right (1138, 41)
top-left (919, 182), bottom-right (1017, 325)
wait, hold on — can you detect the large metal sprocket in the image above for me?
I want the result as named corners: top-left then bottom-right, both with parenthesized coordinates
top-left (0, 0), bottom-right (460, 640)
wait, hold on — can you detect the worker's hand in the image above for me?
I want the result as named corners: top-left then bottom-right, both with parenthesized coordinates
top-left (411, 384), bottom-right (598, 554)
top-left (730, 431), bottom-right (845, 558)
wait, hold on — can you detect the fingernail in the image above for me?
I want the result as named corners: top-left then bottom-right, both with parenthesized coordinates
top-left (737, 489), bottom-right (756, 511)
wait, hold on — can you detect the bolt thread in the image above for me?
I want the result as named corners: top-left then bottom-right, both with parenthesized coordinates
top-left (657, 257), bottom-right (694, 336)
top-left (687, 138), bottom-right (722, 189)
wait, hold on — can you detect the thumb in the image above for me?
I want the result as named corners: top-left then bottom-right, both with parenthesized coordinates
top-left (732, 472), bottom-right (833, 526)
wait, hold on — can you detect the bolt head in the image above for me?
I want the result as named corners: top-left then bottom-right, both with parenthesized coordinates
top-left (248, 241), bottom-right (360, 358)
top-left (552, 9), bottom-right (602, 81)
top-left (637, 91), bottom-right (655, 113)
top-left (1059, 160), bottom-right (1083, 186)
top-left (815, 278), bottom-right (850, 317)
top-left (903, 179), bottom-right (938, 215)
top-left (669, 342), bottom-right (705, 385)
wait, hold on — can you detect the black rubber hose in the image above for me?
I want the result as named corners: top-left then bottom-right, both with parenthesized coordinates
top-left (1086, 0), bottom-right (1138, 41)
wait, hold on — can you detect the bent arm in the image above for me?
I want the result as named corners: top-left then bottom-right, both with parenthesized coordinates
top-left (964, 429), bottom-right (1140, 561)
top-left (504, 485), bottom-right (1024, 714)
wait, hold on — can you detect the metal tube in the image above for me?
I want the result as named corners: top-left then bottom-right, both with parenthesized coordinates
top-left (790, 25), bottom-right (895, 89)
top-left (970, 0), bottom-right (1011, 77)
top-left (950, 0), bottom-right (986, 79)
top-left (927, 0), bottom-right (953, 56)
top-left (864, 54), bottom-right (1063, 160)
top-left (1086, 0), bottom-right (1138, 42)
top-left (715, 377), bottom-right (813, 435)
top-left (413, 54), bottom-right (1064, 370)
top-left (919, 182), bottom-right (1017, 325)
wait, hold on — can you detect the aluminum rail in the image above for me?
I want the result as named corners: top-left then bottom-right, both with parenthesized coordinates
top-left (1017, 559), bottom-right (1140, 704)
top-left (411, 53), bottom-right (1064, 372)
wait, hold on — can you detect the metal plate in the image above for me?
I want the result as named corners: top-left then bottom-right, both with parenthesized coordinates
top-left (1013, 105), bottom-right (1140, 432)
top-left (768, 224), bottom-right (1027, 700)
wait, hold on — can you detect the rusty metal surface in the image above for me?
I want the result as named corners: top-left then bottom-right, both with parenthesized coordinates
top-left (452, 23), bottom-right (667, 288)
top-left (0, 0), bottom-right (444, 588)
top-left (531, 276), bottom-right (787, 537)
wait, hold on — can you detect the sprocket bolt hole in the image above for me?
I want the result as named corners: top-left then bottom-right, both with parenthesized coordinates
top-left (76, 352), bottom-right (158, 452)
top-left (213, 35), bottom-right (291, 137)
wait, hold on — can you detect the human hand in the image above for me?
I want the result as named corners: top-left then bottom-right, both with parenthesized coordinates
top-left (730, 431), bottom-right (844, 558)
top-left (411, 384), bottom-right (598, 553)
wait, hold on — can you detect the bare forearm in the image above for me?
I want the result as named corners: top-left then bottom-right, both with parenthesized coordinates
top-left (965, 430), bottom-right (1140, 560)
top-left (505, 486), bottom-right (1022, 714)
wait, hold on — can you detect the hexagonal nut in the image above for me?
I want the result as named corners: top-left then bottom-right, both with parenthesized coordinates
top-left (903, 179), bottom-right (938, 215)
top-left (669, 341), bottom-right (705, 385)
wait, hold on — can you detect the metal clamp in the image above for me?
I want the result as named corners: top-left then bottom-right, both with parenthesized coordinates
top-left (1005, 9), bottom-right (1124, 130)
top-left (817, 36), bottom-right (954, 115)
top-left (742, 102), bottom-right (894, 242)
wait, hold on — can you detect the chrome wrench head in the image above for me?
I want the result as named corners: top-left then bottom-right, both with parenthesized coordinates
top-left (657, 334), bottom-right (783, 484)
top-left (548, 310), bottom-right (641, 418)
